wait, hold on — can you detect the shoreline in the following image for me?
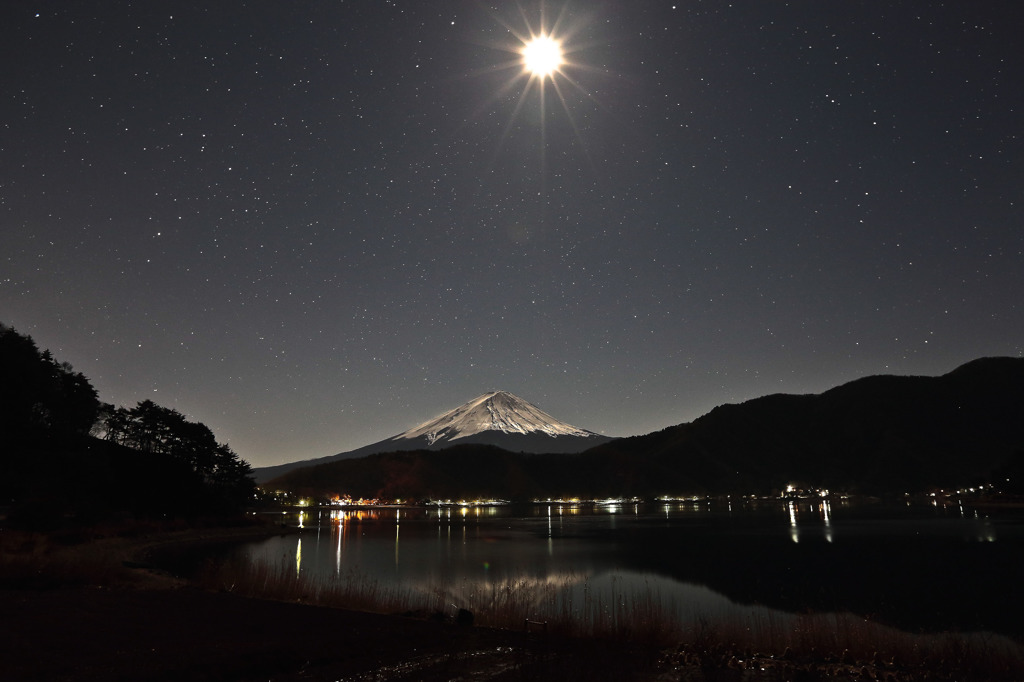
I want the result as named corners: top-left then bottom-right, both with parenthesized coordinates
top-left (1, 521), bottom-right (666, 681)
top-left (3, 520), bottom-right (1023, 680)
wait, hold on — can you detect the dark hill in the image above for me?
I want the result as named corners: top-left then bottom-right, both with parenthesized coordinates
top-left (252, 430), bottom-right (611, 484)
top-left (587, 356), bottom-right (1024, 495)
top-left (267, 358), bottom-right (1024, 499)
top-left (267, 444), bottom-right (621, 501)
top-left (3, 430), bottom-right (230, 527)
top-left (1, 323), bottom-right (255, 526)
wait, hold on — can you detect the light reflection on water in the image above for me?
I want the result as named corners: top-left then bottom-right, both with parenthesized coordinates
top-left (785, 500), bottom-right (835, 543)
top-left (283, 518), bottom-right (797, 629)
top-left (242, 500), bottom-right (1020, 634)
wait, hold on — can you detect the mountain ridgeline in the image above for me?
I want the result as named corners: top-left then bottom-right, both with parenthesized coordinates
top-left (253, 391), bottom-right (613, 483)
top-left (267, 358), bottom-right (1024, 499)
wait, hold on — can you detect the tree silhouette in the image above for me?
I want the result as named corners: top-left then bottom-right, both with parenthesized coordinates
top-left (2, 322), bottom-right (254, 518)
top-left (0, 323), bottom-right (101, 436)
top-left (104, 399), bottom-right (253, 496)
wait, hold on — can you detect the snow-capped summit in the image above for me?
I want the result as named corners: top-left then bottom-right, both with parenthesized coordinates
top-left (393, 390), bottom-right (599, 445)
top-left (252, 390), bottom-right (613, 482)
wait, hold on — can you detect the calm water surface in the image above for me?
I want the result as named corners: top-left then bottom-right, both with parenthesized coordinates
top-left (225, 500), bottom-right (1024, 636)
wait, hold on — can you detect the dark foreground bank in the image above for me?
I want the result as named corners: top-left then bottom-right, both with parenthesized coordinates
top-left (2, 524), bottom-right (1022, 681)
top-left (2, 586), bottom-right (654, 682)
top-left (0, 525), bottom-right (661, 682)
top-left (7, 581), bottom-right (1022, 681)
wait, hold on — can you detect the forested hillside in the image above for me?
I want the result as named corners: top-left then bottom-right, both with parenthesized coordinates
top-left (1, 323), bottom-right (253, 526)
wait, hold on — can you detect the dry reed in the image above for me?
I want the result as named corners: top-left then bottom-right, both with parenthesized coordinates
top-left (0, 529), bottom-right (126, 588)
top-left (198, 556), bottom-right (1024, 680)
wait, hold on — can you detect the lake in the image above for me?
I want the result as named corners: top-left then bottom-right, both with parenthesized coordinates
top-left (216, 499), bottom-right (1024, 637)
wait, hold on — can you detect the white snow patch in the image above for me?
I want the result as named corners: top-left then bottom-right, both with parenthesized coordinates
top-left (393, 391), bottom-right (598, 444)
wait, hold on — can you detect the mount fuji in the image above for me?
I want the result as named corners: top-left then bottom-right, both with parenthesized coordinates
top-left (254, 391), bottom-right (613, 483)
top-left (393, 390), bottom-right (606, 447)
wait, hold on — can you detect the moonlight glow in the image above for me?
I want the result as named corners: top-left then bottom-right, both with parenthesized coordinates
top-left (477, 6), bottom-right (598, 167)
top-left (522, 35), bottom-right (563, 78)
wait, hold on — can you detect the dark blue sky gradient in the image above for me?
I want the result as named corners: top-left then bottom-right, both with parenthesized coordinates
top-left (2, 2), bottom-right (1021, 467)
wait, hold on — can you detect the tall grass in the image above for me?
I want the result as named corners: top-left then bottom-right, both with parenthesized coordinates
top-left (199, 556), bottom-right (1024, 679)
top-left (197, 556), bottom-right (445, 615)
top-left (0, 519), bottom-right (256, 589)
top-left (0, 529), bottom-right (128, 588)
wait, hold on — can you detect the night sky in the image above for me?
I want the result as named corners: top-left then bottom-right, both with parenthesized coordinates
top-left (3, 2), bottom-right (1022, 468)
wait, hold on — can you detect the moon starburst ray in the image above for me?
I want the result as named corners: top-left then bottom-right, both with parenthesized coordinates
top-left (466, 2), bottom-right (609, 181)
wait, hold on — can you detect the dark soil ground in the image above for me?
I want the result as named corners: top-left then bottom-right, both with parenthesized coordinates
top-left (0, 585), bottom-right (665, 681)
top-left (3, 579), bottom-right (983, 682)
top-left (2, 524), bottom-right (1018, 681)
top-left (0, 525), bottom-right (665, 681)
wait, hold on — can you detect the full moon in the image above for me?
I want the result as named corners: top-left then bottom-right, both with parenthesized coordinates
top-left (522, 35), bottom-right (563, 78)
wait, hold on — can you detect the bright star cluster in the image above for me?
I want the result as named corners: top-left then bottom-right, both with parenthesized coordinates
top-left (1, 2), bottom-right (1021, 467)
